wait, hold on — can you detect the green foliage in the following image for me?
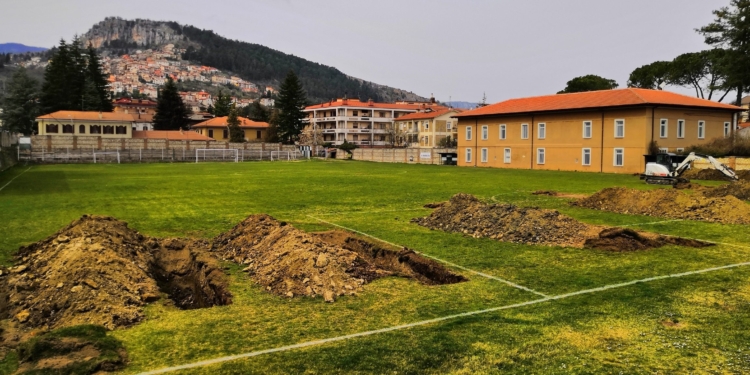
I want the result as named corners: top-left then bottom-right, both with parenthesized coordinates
top-left (0, 67), bottom-right (40, 135)
top-left (265, 108), bottom-right (280, 143)
top-left (437, 135), bottom-right (457, 148)
top-left (275, 71), bottom-right (307, 144)
top-left (558, 74), bottom-right (618, 94)
top-left (684, 136), bottom-right (750, 157)
top-left (179, 25), bottom-right (385, 103)
top-left (153, 77), bottom-right (190, 130)
top-left (669, 50), bottom-right (729, 101)
top-left (647, 140), bottom-right (661, 156)
top-left (82, 44), bottom-right (113, 112)
top-left (627, 61), bottom-right (672, 89)
top-left (245, 100), bottom-right (269, 122)
top-left (337, 140), bottom-right (357, 153)
top-left (227, 105), bottom-right (245, 143)
top-left (212, 91), bottom-right (232, 117)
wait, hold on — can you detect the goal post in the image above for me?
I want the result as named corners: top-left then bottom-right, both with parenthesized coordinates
top-left (93, 151), bottom-right (120, 164)
top-left (195, 149), bottom-right (239, 163)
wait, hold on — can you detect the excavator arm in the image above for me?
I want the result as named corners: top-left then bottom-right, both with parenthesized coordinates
top-left (674, 153), bottom-right (739, 181)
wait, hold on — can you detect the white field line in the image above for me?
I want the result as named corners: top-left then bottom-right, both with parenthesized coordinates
top-left (619, 219), bottom-right (685, 227)
top-left (307, 215), bottom-right (549, 298)
top-left (0, 167), bottom-right (31, 192)
top-left (137, 260), bottom-right (750, 375)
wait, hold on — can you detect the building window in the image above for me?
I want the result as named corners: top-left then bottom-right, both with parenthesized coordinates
top-left (538, 123), bottom-right (546, 139)
top-left (115, 126), bottom-right (127, 135)
top-left (537, 148), bottom-right (545, 165)
top-left (208, 129), bottom-right (214, 138)
top-left (614, 119), bottom-right (625, 138)
top-left (698, 121), bottom-right (705, 139)
top-left (446, 121), bottom-right (452, 130)
top-left (659, 119), bottom-right (668, 138)
top-left (465, 148), bottom-right (472, 163)
top-left (582, 148), bottom-right (591, 166)
top-left (466, 126), bottom-right (472, 140)
top-left (257, 130), bottom-right (262, 139)
top-left (504, 148), bottom-right (511, 164)
top-left (79, 125), bottom-right (86, 134)
top-left (676, 148), bottom-right (685, 153)
top-left (521, 124), bottom-right (529, 139)
top-left (45, 124), bottom-right (59, 133)
top-left (677, 119), bottom-right (685, 138)
top-left (659, 148), bottom-right (669, 154)
top-left (143, 125), bottom-right (149, 131)
top-left (481, 125), bottom-right (488, 140)
top-left (103, 126), bottom-right (115, 134)
top-left (90, 125), bottom-right (101, 134)
top-left (614, 148), bottom-right (624, 167)
top-left (583, 121), bottom-right (592, 138)
top-left (353, 110), bottom-right (358, 116)
top-left (424, 121), bottom-right (429, 130)
top-left (62, 124), bottom-right (74, 134)
top-left (223, 129), bottom-right (229, 139)
top-left (481, 148), bottom-right (488, 163)
top-left (724, 122), bottom-right (731, 137)
top-left (500, 124), bottom-right (506, 140)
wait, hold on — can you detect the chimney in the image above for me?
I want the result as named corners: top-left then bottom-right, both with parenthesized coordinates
top-left (368, 98), bottom-right (374, 107)
top-left (430, 93), bottom-right (436, 104)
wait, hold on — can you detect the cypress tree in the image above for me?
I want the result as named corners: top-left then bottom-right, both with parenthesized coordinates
top-left (275, 70), bottom-right (307, 144)
top-left (0, 67), bottom-right (40, 135)
top-left (82, 44), bottom-right (113, 112)
top-left (153, 77), bottom-right (190, 130)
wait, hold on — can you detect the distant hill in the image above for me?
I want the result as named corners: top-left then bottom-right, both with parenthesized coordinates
top-left (0, 43), bottom-right (48, 54)
top-left (446, 101), bottom-right (480, 109)
top-left (80, 18), bottom-right (428, 104)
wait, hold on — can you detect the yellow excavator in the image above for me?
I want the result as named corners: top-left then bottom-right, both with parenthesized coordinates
top-left (641, 152), bottom-right (739, 185)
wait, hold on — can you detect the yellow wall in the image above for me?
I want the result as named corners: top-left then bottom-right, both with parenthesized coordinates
top-left (456, 107), bottom-right (735, 174)
top-left (197, 127), bottom-right (266, 141)
top-left (37, 118), bottom-right (132, 138)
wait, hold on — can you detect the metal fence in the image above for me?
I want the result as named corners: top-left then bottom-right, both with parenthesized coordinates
top-left (18, 147), bottom-right (310, 164)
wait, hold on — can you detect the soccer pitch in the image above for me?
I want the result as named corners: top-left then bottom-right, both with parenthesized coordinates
top-left (1, 160), bottom-right (749, 374)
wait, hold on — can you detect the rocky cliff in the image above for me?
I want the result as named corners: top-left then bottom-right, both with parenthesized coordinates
top-left (82, 18), bottom-right (185, 48)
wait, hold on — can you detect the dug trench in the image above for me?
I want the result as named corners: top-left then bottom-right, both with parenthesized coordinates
top-left (413, 193), bottom-right (712, 252)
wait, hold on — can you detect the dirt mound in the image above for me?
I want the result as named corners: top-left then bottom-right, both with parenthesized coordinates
top-left (583, 228), bottom-right (710, 252)
top-left (413, 194), bottom-right (711, 251)
top-left (213, 215), bottom-right (464, 302)
top-left (0, 216), bottom-right (231, 331)
top-left (682, 168), bottom-right (750, 181)
top-left (701, 180), bottom-right (750, 201)
top-left (572, 187), bottom-right (750, 225)
top-left (412, 193), bottom-right (592, 248)
top-left (531, 190), bottom-right (588, 199)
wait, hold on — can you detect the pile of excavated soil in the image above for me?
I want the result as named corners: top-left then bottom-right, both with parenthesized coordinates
top-left (701, 180), bottom-right (750, 201)
top-left (213, 215), bottom-right (464, 302)
top-left (0, 216), bottom-right (232, 331)
top-left (531, 190), bottom-right (588, 199)
top-left (572, 187), bottom-right (750, 225)
top-left (682, 168), bottom-right (750, 181)
top-left (413, 194), bottom-right (711, 251)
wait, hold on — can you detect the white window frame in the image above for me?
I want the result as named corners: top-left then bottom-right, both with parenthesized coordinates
top-left (537, 148), bottom-right (545, 165)
top-left (613, 148), bottom-right (624, 167)
top-left (466, 126), bottom-right (472, 140)
top-left (538, 123), bottom-right (546, 139)
top-left (583, 121), bottom-right (592, 139)
top-left (724, 122), bottom-right (731, 138)
top-left (481, 125), bottom-right (489, 140)
top-left (500, 124), bottom-right (506, 140)
top-left (521, 124), bottom-right (529, 139)
top-left (465, 148), bottom-right (472, 163)
top-left (697, 121), bottom-right (705, 139)
top-left (677, 119), bottom-right (685, 139)
top-left (658, 148), bottom-right (669, 154)
top-left (481, 148), bottom-right (488, 163)
top-left (503, 148), bottom-right (511, 164)
top-left (582, 148), bottom-right (591, 166)
top-left (614, 119), bottom-right (625, 138)
top-left (659, 119), bottom-right (668, 138)
top-left (424, 121), bottom-right (429, 130)
top-left (446, 121), bottom-right (452, 130)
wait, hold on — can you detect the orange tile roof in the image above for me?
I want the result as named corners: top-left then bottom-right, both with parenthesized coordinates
top-left (738, 122), bottom-right (750, 129)
top-left (306, 98), bottom-right (447, 111)
top-left (37, 111), bottom-right (135, 122)
top-left (132, 130), bottom-right (213, 141)
top-left (192, 116), bottom-right (269, 128)
top-left (455, 88), bottom-right (742, 118)
top-left (396, 108), bottom-right (465, 121)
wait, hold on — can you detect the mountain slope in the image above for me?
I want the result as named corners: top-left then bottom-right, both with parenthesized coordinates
top-left (0, 43), bottom-right (48, 54)
top-left (81, 18), bottom-right (426, 104)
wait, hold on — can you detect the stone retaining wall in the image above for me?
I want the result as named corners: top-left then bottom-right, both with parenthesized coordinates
top-left (348, 148), bottom-right (456, 165)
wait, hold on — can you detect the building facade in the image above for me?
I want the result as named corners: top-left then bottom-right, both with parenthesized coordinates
top-left (192, 116), bottom-right (269, 141)
top-left (304, 98), bottom-right (445, 147)
top-left (36, 111), bottom-right (135, 138)
top-left (454, 88), bottom-right (742, 174)
top-left (395, 109), bottom-right (462, 147)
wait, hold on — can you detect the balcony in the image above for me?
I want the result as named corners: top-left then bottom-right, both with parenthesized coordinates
top-left (322, 129), bottom-right (336, 134)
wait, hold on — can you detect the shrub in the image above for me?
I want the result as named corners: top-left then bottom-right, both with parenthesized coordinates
top-left (684, 136), bottom-right (750, 157)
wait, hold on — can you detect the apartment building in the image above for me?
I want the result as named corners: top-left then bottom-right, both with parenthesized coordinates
top-left (454, 88), bottom-right (742, 174)
top-left (395, 108), bottom-right (463, 147)
top-left (304, 98), bottom-right (445, 147)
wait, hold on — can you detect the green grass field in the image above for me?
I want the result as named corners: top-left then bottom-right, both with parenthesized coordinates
top-left (1, 160), bottom-right (749, 374)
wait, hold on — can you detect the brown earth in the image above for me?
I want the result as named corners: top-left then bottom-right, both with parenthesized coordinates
top-left (572, 187), bottom-right (750, 225)
top-left (701, 180), bottom-right (750, 201)
top-left (682, 168), bottom-right (750, 181)
top-left (413, 193), bottom-right (711, 251)
top-left (0, 215), bottom-right (232, 331)
top-left (212, 215), bottom-right (464, 302)
top-left (531, 190), bottom-right (589, 199)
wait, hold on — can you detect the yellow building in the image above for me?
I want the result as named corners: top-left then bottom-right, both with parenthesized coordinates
top-left (454, 88), bottom-right (742, 174)
top-left (395, 108), bottom-right (463, 147)
top-left (192, 116), bottom-right (269, 141)
top-left (36, 111), bottom-right (135, 138)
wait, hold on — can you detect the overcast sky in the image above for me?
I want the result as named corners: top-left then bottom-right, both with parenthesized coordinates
top-left (1, 0), bottom-right (729, 103)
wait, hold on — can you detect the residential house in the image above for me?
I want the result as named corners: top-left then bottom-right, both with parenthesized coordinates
top-left (132, 129), bottom-right (213, 141)
top-left (453, 88), bottom-right (742, 174)
top-left (741, 95), bottom-right (750, 122)
top-left (192, 116), bottom-right (269, 141)
top-left (36, 111), bottom-right (135, 138)
top-left (395, 108), bottom-right (463, 147)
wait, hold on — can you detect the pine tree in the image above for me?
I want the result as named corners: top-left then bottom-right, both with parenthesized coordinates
top-left (153, 78), bottom-right (190, 130)
top-left (275, 71), bottom-right (307, 144)
top-left (227, 105), bottom-right (245, 142)
top-left (0, 67), bottom-right (41, 135)
top-left (213, 91), bottom-right (231, 117)
top-left (82, 44), bottom-right (113, 112)
top-left (247, 100), bottom-right (269, 122)
top-left (40, 39), bottom-right (73, 113)
top-left (265, 108), bottom-right (280, 143)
